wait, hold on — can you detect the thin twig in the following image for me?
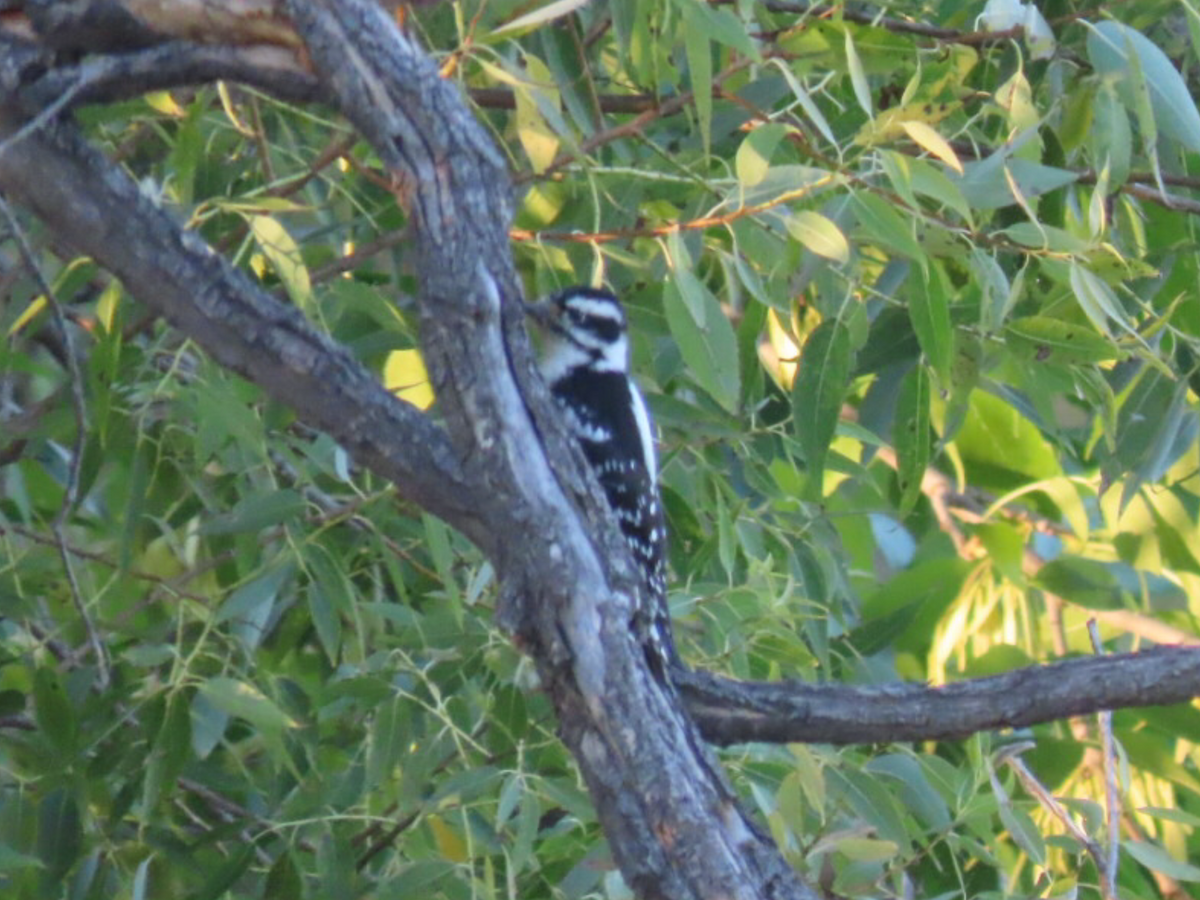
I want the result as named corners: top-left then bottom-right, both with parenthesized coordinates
top-left (1000, 748), bottom-right (1109, 876)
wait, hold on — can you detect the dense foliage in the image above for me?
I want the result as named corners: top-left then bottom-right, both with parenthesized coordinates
top-left (4, 0), bottom-right (1200, 897)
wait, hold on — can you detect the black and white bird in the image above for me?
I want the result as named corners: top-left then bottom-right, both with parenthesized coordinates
top-left (525, 287), bottom-right (678, 675)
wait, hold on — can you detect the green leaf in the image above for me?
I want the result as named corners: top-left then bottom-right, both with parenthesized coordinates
top-left (214, 562), bottom-right (293, 652)
top-left (197, 677), bottom-right (297, 739)
top-left (141, 693), bottom-right (192, 819)
top-left (864, 754), bottom-right (951, 831)
top-left (1123, 841), bottom-right (1200, 881)
top-left (955, 390), bottom-right (1062, 482)
top-left (786, 210), bottom-right (850, 263)
top-left (894, 364), bottom-right (931, 517)
top-left (491, 0), bottom-right (591, 37)
top-left (304, 544), bottom-right (353, 663)
top-left (33, 666), bottom-right (75, 757)
top-left (852, 192), bottom-right (923, 259)
top-left (366, 696), bottom-right (410, 791)
top-left (201, 489), bottom-right (307, 535)
top-left (792, 319), bottom-right (853, 500)
top-left (662, 280), bottom-right (741, 411)
top-left (1087, 21), bottom-right (1200, 153)
top-left (998, 801), bottom-right (1045, 865)
top-left (1005, 316), bottom-right (1123, 365)
top-left (263, 851), bottom-right (304, 900)
top-left (843, 29), bottom-right (873, 117)
top-left (1034, 557), bottom-right (1123, 609)
top-left (1068, 262), bottom-right (1131, 340)
top-left (36, 788), bottom-right (82, 885)
top-left (669, 0), bottom-right (759, 59)
top-left (957, 156), bottom-right (1078, 210)
top-left (910, 263), bottom-right (953, 381)
top-left (195, 842), bottom-right (256, 900)
top-left (736, 124), bottom-right (786, 187)
top-left (683, 24), bottom-right (712, 155)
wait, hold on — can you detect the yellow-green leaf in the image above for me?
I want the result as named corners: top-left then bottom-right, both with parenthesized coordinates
top-left (900, 121), bottom-right (963, 174)
top-left (250, 216), bottom-right (313, 314)
top-left (385, 349), bottom-right (435, 410)
top-left (786, 210), bottom-right (850, 263)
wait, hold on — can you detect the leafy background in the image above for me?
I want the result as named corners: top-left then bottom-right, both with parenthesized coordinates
top-left (4, 0), bottom-right (1200, 897)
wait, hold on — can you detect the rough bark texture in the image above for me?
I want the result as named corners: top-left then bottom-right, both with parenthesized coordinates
top-left (682, 646), bottom-right (1200, 745)
top-left (2, 3), bottom-right (1200, 899)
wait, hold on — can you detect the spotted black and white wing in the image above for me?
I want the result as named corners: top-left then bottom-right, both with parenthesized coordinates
top-left (548, 365), bottom-right (675, 669)
top-left (528, 287), bottom-right (679, 674)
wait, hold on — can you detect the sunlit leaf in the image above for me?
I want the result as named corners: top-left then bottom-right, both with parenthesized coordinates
top-left (385, 348), bottom-right (435, 410)
top-left (786, 210), bottom-right (850, 263)
top-left (250, 215), bottom-right (314, 314)
top-left (900, 121), bottom-right (963, 174)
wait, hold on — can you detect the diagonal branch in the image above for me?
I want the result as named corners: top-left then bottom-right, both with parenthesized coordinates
top-left (0, 37), bottom-right (486, 550)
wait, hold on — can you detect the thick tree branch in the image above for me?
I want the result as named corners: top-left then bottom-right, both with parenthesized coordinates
top-left (23, 40), bottom-right (323, 107)
top-left (681, 646), bottom-right (1200, 746)
top-left (0, 37), bottom-right (485, 549)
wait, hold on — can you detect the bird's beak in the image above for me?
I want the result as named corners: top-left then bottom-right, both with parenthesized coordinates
top-left (522, 298), bottom-right (560, 331)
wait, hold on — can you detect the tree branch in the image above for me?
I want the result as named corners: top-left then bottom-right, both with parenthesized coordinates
top-left (0, 36), bottom-right (486, 550)
top-left (681, 646), bottom-right (1200, 746)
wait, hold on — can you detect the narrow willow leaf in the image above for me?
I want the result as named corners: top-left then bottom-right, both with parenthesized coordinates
top-left (998, 802), bottom-right (1046, 865)
top-left (663, 280), bottom-right (741, 410)
top-left (901, 121), bottom-right (963, 174)
top-left (844, 30), bottom-right (873, 117)
top-left (491, 0), bottom-right (592, 37)
top-left (215, 563), bottom-right (292, 652)
top-left (767, 58), bottom-right (836, 145)
top-left (1123, 840), bottom-right (1200, 881)
top-left (36, 789), bottom-right (82, 883)
top-left (684, 24), bottom-right (713, 154)
top-left (201, 489), bottom-right (307, 534)
top-left (33, 666), bottom-right (75, 756)
top-left (894, 364), bottom-right (931, 517)
top-left (1088, 21), bottom-right (1200, 153)
top-left (250, 216), bottom-right (313, 314)
top-left (957, 156), bottom-right (1078, 210)
top-left (1068, 262), bottom-right (1129, 340)
top-left (1005, 316), bottom-right (1122, 365)
top-left (852, 193), bottom-right (923, 259)
top-left (142, 694), bottom-right (192, 817)
top-left (669, 0), bottom-right (760, 58)
top-left (793, 319), bottom-right (853, 500)
top-left (513, 55), bottom-right (561, 173)
top-left (910, 264), bottom-right (953, 381)
top-left (786, 210), bottom-right (850, 263)
top-left (197, 677), bottom-right (297, 738)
